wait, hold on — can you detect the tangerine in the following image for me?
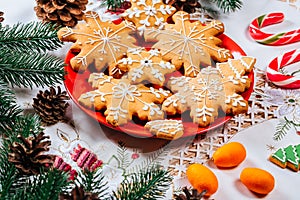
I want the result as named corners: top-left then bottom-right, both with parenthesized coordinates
top-left (212, 142), bottom-right (246, 168)
top-left (240, 167), bottom-right (275, 195)
top-left (186, 163), bottom-right (218, 197)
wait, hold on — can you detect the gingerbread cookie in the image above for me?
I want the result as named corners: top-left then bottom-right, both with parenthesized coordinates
top-left (111, 48), bottom-right (176, 86)
top-left (145, 11), bottom-right (233, 77)
top-left (269, 144), bottom-right (300, 172)
top-left (162, 57), bottom-right (255, 127)
top-left (122, 0), bottom-right (176, 33)
top-left (58, 11), bottom-right (137, 72)
top-left (78, 73), bottom-right (170, 126)
top-left (145, 119), bottom-right (184, 140)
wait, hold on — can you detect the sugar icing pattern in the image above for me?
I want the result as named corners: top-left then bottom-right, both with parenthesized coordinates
top-left (112, 48), bottom-right (176, 85)
top-left (79, 73), bottom-right (170, 126)
top-left (59, 11), bottom-right (136, 72)
top-left (162, 57), bottom-right (255, 127)
top-left (270, 144), bottom-right (300, 171)
top-left (145, 11), bottom-right (232, 77)
top-left (145, 119), bottom-right (184, 140)
top-left (123, 0), bottom-right (176, 32)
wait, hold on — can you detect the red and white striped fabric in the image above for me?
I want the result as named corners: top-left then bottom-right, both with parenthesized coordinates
top-left (266, 49), bottom-right (300, 89)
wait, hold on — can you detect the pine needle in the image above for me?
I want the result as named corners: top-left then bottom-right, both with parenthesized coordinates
top-left (0, 21), bottom-right (62, 53)
top-left (0, 50), bottom-right (65, 88)
top-left (76, 168), bottom-right (110, 199)
top-left (0, 80), bottom-right (22, 133)
top-left (212, 0), bottom-right (243, 13)
top-left (113, 165), bottom-right (172, 200)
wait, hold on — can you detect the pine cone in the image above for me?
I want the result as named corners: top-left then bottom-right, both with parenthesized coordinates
top-left (33, 86), bottom-right (70, 126)
top-left (34, 0), bottom-right (88, 27)
top-left (59, 186), bottom-right (99, 200)
top-left (8, 132), bottom-right (54, 175)
top-left (0, 11), bottom-right (4, 23)
top-left (174, 187), bottom-right (207, 200)
top-left (164, 0), bottom-right (201, 13)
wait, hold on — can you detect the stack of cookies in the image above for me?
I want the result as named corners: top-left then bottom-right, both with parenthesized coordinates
top-left (58, 0), bottom-right (256, 140)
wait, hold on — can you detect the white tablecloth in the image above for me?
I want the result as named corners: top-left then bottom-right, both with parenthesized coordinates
top-left (1, 0), bottom-right (300, 199)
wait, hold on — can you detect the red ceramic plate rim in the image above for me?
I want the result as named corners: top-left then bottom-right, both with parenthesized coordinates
top-left (64, 34), bottom-right (254, 138)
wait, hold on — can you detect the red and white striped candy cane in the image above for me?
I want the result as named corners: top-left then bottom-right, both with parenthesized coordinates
top-left (266, 49), bottom-right (300, 89)
top-left (249, 12), bottom-right (300, 45)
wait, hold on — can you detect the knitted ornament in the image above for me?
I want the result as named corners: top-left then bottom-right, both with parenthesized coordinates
top-left (8, 132), bottom-right (54, 175)
top-left (33, 86), bottom-right (70, 126)
top-left (34, 0), bottom-right (88, 27)
top-left (164, 0), bottom-right (201, 13)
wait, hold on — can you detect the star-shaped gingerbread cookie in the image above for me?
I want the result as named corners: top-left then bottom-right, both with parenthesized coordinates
top-left (122, 0), bottom-right (176, 33)
top-left (145, 11), bottom-right (233, 77)
top-left (58, 11), bottom-right (137, 72)
top-left (162, 56), bottom-right (255, 127)
top-left (111, 48), bottom-right (176, 86)
top-left (78, 73), bottom-right (170, 126)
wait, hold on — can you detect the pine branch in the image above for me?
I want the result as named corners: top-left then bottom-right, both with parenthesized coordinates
top-left (2, 115), bottom-right (42, 146)
top-left (0, 145), bottom-right (17, 200)
top-left (274, 117), bottom-right (293, 141)
top-left (8, 168), bottom-right (70, 200)
top-left (212, 0), bottom-right (242, 13)
top-left (0, 80), bottom-right (22, 133)
top-left (0, 21), bottom-right (63, 53)
top-left (0, 50), bottom-right (65, 88)
top-left (76, 168), bottom-right (110, 199)
top-left (113, 165), bottom-right (172, 200)
top-left (103, 0), bottom-right (125, 11)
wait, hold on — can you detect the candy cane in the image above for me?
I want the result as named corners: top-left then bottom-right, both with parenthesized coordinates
top-left (266, 49), bottom-right (300, 89)
top-left (249, 12), bottom-right (300, 45)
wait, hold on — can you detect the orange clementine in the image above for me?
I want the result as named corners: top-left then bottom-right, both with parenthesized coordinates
top-left (212, 142), bottom-right (246, 168)
top-left (240, 167), bottom-right (275, 195)
top-left (186, 163), bottom-right (218, 197)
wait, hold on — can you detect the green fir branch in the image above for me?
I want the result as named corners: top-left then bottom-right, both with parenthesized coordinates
top-left (113, 165), bottom-right (172, 200)
top-left (2, 115), bottom-right (42, 145)
top-left (0, 50), bottom-right (65, 88)
top-left (212, 0), bottom-right (243, 13)
top-left (274, 117), bottom-right (293, 141)
top-left (0, 145), bottom-right (17, 200)
top-left (8, 168), bottom-right (69, 200)
top-left (103, 0), bottom-right (125, 11)
top-left (0, 80), bottom-right (22, 133)
top-left (76, 168), bottom-right (110, 199)
top-left (0, 21), bottom-right (62, 53)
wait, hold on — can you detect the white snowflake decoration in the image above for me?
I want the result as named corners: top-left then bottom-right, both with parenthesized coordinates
top-left (122, 0), bottom-right (176, 33)
top-left (79, 73), bottom-right (170, 126)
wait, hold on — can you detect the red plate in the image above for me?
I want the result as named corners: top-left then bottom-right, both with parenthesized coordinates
top-left (64, 34), bottom-right (254, 138)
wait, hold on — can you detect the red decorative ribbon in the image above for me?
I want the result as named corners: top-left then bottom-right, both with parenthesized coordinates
top-left (266, 49), bottom-right (300, 89)
top-left (249, 12), bottom-right (300, 45)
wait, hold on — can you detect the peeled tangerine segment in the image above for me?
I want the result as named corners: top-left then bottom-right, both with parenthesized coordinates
top-left (212, 142), bottom-right (246, 168)
top-left (240, 167), bottom-right (275, 195)
top-left (186, 163), bottom-right (218, 197)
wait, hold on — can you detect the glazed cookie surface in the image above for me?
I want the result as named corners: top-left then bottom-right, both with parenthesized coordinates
top-left (58, 11), bottom-right (137, 72)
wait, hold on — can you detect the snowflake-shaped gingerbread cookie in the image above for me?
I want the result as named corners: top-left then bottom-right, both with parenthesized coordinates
top-left (111, 48), bottom-right (176, 86)
top-left (57, 11), bottom-right (137, 72)
top-left (78, 73), bottom-right (170, 127)
top-left (145, 11), bottom-right (233, 77)
top-left (162, 56), bottom-right (256, 127)
top-left (122, 0), bottom-right (176, 33)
